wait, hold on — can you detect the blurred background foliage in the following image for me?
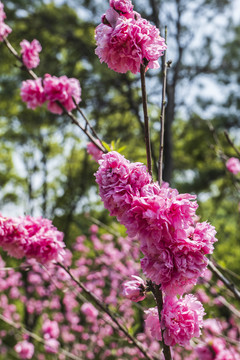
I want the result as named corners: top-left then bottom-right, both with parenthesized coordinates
top-left (0, 0), bottom-right (239, 281)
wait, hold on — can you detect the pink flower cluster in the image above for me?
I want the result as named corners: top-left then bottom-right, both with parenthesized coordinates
top-left (20, 74), bottom-right (81, 114)
top-left (145, 294), bottom-right (204, 346)
top-left (95, 151), bottom-right (218, 346)
top-left (95, 0), bottom-right (167, 74)
top-left (20, 39), bottom-right (42, 69)
top-left (0, 1), bottom-right (12, 41)
top-left (226, 157), bottom-right (240, 175)
top-left (95, 151), bottom-right (217, 296)
top-left (0, 215), bottom-right (65, 264)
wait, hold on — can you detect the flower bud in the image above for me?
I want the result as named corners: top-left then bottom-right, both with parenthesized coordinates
top-left (122, 275), bottom-right (146, 302)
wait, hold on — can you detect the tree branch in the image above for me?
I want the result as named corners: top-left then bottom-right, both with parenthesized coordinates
top-left (57, 263), bottom-right (156, 360)
top-left (208, 260), bottom-right (240, 303)
top-left (140, 64), bottom-right (152, 175)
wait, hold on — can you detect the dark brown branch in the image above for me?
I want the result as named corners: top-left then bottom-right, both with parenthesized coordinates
top-left (148, 282), bottom-right (172, 360)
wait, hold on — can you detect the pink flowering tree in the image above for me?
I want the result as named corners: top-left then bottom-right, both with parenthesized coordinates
top-left (0, 1), bottom-right (240, 360)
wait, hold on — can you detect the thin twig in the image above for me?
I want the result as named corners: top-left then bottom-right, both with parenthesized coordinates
top-left (214, 261), bottom-right (240, 281)
top-left (208, 260), bottom-right (240, 302)
top-left (56, 102), bottom-right (106, 153)
top-left (73, 99), bottom-right (101, 141)
top-left (84, 214), bottom-right (122, 237)
top-left (0, 313), bottom-right (83, 360)
top-left (224, 130), bottom-right (240, 157)
top-left (140, 64), bottom-right (152, 176)
top-left (57, 262), bottom-right (155, 360)
top-left (158, 27), bottom-right (170, 186)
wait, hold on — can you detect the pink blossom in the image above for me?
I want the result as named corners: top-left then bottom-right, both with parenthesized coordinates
top-left (216, 349), bottom-right (240, 360)
top-left (109, 0), bottom-right (134, 14)
top-left (43, 74), bottom-right (81, 114)
top-left (195, 289), bottom-right (210, 304)
top-left (211, 337), bottom-right (226, 355)
top-left (0, 215), bottom-right (65, 264)
top-left (14, 341), bottom-right (34, 359)
top-left (81, 303), bottom-right (98, 319)
top-left (122, 275), bottom-right (146, 302)
top-left (95, 10), bottom-right (167, 74)
top-left (0, 21), bottom-right (11, 41)
top-left (144, 307), bottom-right (162, 341)
top-left (44, 338), bottom-right (60, 354)
top-left (0, 2), bottom-right (6, 22)
top-left (20, 39), bottom-right (42, 69)
top-left (20, 78), bottom-right (46, 109)
top-left (87, 141), bottom-right (104, 162)
top-left (42, 319), bottom-right (60, 339)
top-left (203, 318), bottom-right (221, 334)
top-left (0, 2), bottom-right (12, 41)
top-left (195, 345), bottom-right (214, 360)
top-left (226, 157), bottom-right (240, 175)
top-left (161, 295), bottom-right (205, 346)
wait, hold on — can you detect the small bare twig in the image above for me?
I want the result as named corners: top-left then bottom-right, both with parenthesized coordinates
top-left (208, 260), bottom-right (240, 303)
top-left (140, 63), bottom-right (152, 176)
top-left (158, 27), bottom-right (171, 186)
top-left (224, 130), bottom-right (240, 158)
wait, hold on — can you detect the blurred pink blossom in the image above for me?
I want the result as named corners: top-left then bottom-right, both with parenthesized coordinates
top-left (109, 0), bottom-right (133, 14)
top-left (81, 303), bottom-right (99, 320)
top-left (226, 157), bottom-right (240, 175)
top-left (14, 341), bottom-right (34, 359)
top-left (87, 141), bottom-right (103, 162)
top-left (42, 319), bottom-right (60, 339)
top-left (20, 39), bottom-right (42, 69)
top-left (0, 215), bottom-right (65, 264)
top-left (44, 338), bottom-right (60, 354)
top-left (144, 307), bottom-right (162, 341)
top-left (0, 1), bottom-right (12, 41)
